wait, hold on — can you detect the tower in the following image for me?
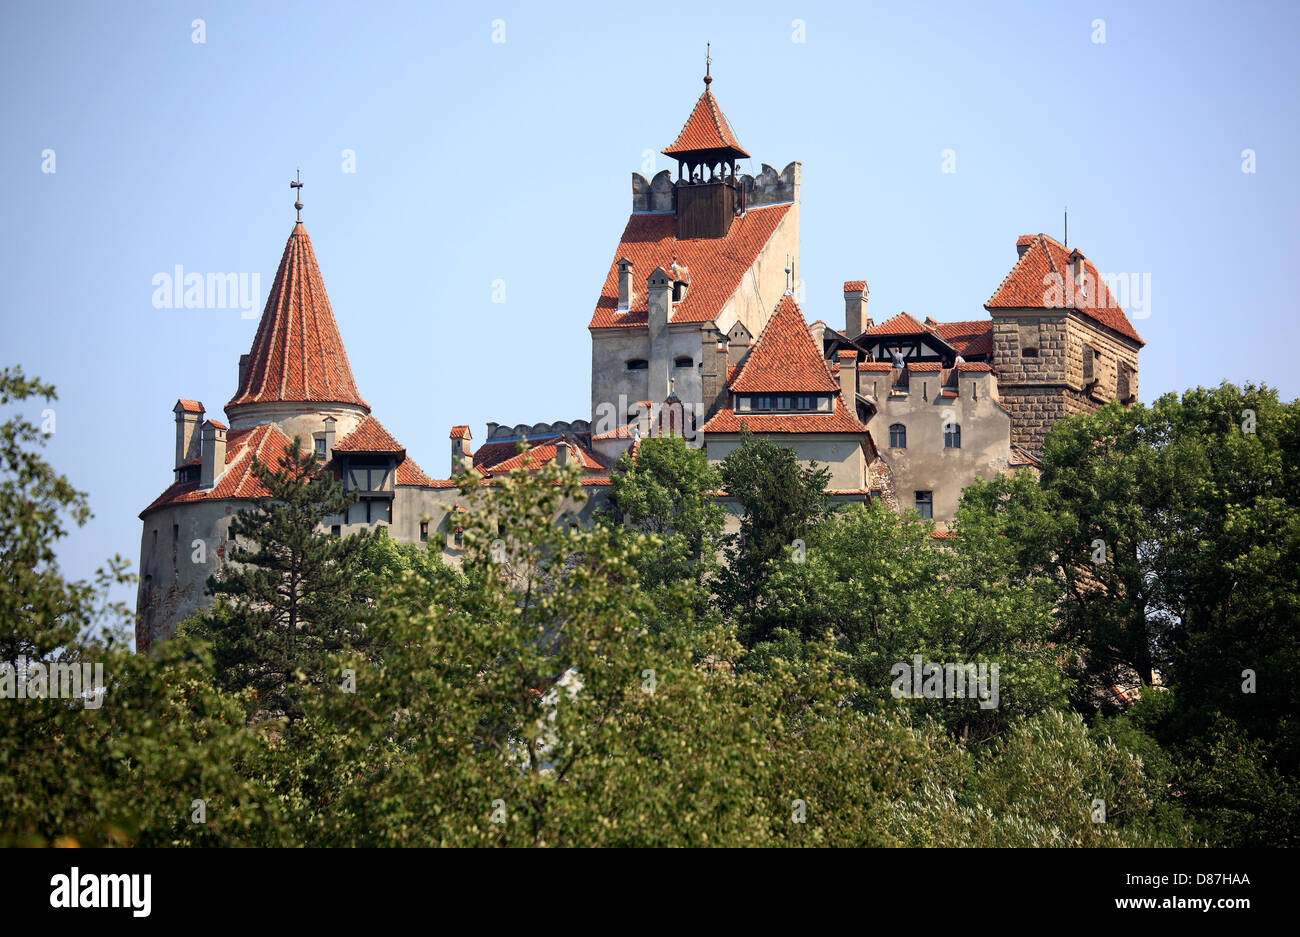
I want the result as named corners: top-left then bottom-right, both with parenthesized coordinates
top-left (987, 234), bottom-right (1144, 452)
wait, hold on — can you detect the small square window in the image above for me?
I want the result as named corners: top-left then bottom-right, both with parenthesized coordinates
top-left (331, 525), bottom-right (341, 538)
top-left (314, 437), bottom-right (327, 458)
top-left (419, 521), bottom-right (429, 542)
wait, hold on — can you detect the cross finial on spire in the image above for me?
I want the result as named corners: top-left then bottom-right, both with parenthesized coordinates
top-left (784, 254), bottom-right (792, 295)
top-left (704, 41), bottom-right (712, 87)
top-left (290, 167), bottom-right (304, 224)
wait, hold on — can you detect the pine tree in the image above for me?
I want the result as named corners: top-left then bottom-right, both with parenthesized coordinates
top-left (189, 437), bottom-right (374, 722)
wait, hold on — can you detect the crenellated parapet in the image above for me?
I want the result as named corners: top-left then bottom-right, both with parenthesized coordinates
top-left (632, 162), bottom-right (800, 213)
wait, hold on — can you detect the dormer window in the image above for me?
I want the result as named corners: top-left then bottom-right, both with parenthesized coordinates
top-left (626, 359), bottom-right (648, 371)
top-left (672, 282), bottom-right (687, 302)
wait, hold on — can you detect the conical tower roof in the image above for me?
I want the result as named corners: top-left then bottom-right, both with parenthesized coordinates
top-left (227, 224), bottom-right (369, 411)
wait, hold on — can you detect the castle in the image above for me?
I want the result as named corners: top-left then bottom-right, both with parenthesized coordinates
top-left (135, 68), bottom-right (1144, 652)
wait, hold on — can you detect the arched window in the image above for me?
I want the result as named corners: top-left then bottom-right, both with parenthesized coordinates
top-left (625, 359), bottom-right (648, 371)
top-left (944, 423), bottom-right (962, 448)
top-left (673, 356), bottom-right (692, 368)
top-left (889, 423), bottom-right (907, 448)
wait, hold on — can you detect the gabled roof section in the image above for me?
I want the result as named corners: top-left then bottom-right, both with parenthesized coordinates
top-left (863, 312), bottom-right (931, 337)
top-left (729, 294), bottom-right (840, 394)
top-left (332, 415), bottom-right (405, 457)
top-left (662, 90), bottom-right (750, 161)
top-left (227, 224), bottom-right (370, 410)
top-left (986, 233), bottom-right (1144, 345)
top-left (590, 203), bottom-right (791, 329)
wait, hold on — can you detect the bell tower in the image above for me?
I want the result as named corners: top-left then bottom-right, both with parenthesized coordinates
top-left (662, 48), bottom-right (750, 239)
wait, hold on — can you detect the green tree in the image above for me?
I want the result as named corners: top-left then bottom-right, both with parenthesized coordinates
top-left (0, 367), bottom-right (278, 847)
top-left (185, 438), bottom-right (374, 723)
top-left (715, 431), bottom-right (831, 634)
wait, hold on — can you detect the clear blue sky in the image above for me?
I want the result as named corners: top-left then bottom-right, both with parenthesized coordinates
top-left (2, 0), bottom-right (1297, 611)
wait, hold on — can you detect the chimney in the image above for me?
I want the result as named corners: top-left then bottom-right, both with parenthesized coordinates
top-left (323, 416), bottom-right (337, 461)
top-left (200, 420), bottom-right (227, 489)
top-left (837, 350), bottom-right (858, 404)
top-left (647, 269), bottom-right (673, 400)
top-left (617, 257), bottom-right (634, 309)
top-left (450, 425), bottom-right (472, 476)
top-left (843, 281), bottom-right (868, 338)
top-left (555, 439), bottom-right (571, 467)
top-left (807, 320), bottom-right (826, 351)
top-left (173, 399), bottom-right (204, 473)
top-left (237, 354), bottom-right (251, 390)
top-left (700, 327), bottom-right (724, 420)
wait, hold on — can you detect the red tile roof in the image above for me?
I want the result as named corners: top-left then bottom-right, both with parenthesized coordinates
top-left (227, 224), bottom-right (370, 410)
top-left (332, 415), bottom-right (404, 455)
top-left (175, 398), bottom-right (204, 413)
top-left (729, 294), bottom-right (841, 394)
top-left (395, 456), bottom-right (436, 487)
top-left (863, 312), bottom-right (929, 336)
top-left (140, 423), bottom-right (293, 516)
top-left (591, 422), bottom-right (639, 441)
top-left (931, 319), bottom-right (993, 355)
top-left (486, 439), bottom-right (606, 474)
top-left (986, 233), bottom-right (1144, 345)
top-left (843, 280), bottom-right (866, 292)
top-left (858, 362), bottom-right (894, 372)
top-left (589, 203), bottom-right (791, 329)
top-left (703, 294), bottom-right (866, 436)
top-left (449, 425), bottom-right (470, 439)
top-left (206, 419), bottom-right (228, 431)
top-left (835, 350), bottom-right (857, 360)
top-left (661, 90), bottom-right (750, 159)
top-left (702, 406), bottom-right (866, 435)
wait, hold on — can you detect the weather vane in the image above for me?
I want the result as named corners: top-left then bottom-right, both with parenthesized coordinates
top-left (290, 168), bottom-right (304, 223)
top-left (705, 42), bottom-right (711, 87)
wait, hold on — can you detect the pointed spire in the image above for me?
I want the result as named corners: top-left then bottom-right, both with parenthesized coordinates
top-left (290, 168), bottom-right (304, 224)
top-left (227, 225), bottom-right (369, 412)
top-left (662, 52), bottom-right (750, 161)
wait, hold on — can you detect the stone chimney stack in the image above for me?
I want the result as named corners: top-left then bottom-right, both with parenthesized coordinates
top-left (843, 281), bottom-right (868, 338)
top-left (700, 327), bottom-right (725, 420)
top-left (450, 425), bottom-right (472, 476)
top-left (837, 351), bottom-right (858, 404)
top-left (647, 269), bottom-right (673, 400)
top-left (617, 257), bottom-right (634, 309)
top-left (555, 439), bottom-right (571, 467)
top-left (323, 416), bottom-right (337, 461)
top-left (173, 399), bottom-right (204, 473)
top-left (238, 354), bottom-right (251, 390)
top-left (199, 420), bottom-right (227, 490)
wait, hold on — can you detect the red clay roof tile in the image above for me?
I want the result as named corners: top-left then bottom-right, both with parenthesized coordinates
top-left (332, 415), bottom-right (404, 455)
top-left (590, 204), bottom-right (791, 329)
top-left (986, 233), bottom-right (1144, 345)
top-left (729, 294), bottom-right (841, 394)
top-left (661, 90), bottom-right (750, 159)
top-left (227, 224), bottom-right (370, 410)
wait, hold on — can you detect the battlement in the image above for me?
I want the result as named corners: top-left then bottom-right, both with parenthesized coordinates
top-left (632, 162), bottom-right (801, 214)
